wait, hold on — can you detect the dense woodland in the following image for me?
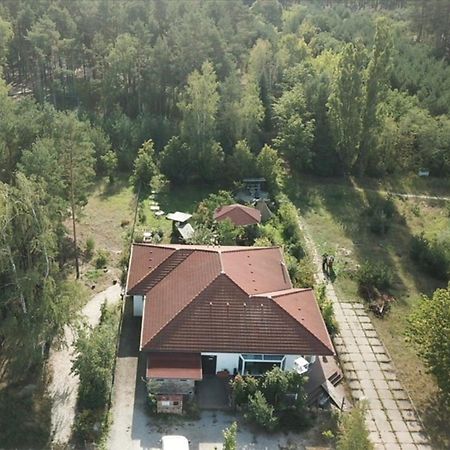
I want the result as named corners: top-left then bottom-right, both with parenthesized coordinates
top-left (0, 0), bottom-right (449, 416)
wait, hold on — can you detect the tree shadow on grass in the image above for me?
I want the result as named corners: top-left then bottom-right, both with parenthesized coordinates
top-left (421, 395), bottom-right (450, 449)
top-left (287, 175), bottom-right (441, 301)
top-left (99, 176), bottom-right (130, 199)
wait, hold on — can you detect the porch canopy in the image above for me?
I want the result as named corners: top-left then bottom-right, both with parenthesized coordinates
top-left (146, 352), bottom-right (203, 380)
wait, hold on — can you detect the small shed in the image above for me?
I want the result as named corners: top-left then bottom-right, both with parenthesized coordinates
top-left (243, 178), bottom-right (266, 198)
top-left (166, 211), bottom-right (194, 243)
top-left (254, 199), bottom-right (273, 222)
top-left (236, 178), bottom-right (269, 203)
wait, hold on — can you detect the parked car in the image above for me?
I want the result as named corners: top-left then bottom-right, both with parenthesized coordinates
top-left (161, 435), bottom-right (190, 450)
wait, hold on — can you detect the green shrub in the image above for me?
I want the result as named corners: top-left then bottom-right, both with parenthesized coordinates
top-left (138, 204), bottom-right (146, 224)
top-left (410, 233), bottom-right (450, 281)
top-left (278, 201), bottom-right (303, 244)
top-left (85, 237), bottom-right (95, 260)
top-left (365, 196), bottom-right (395, 235)
top-left (95, 250), bottom-right (108, 269)
top-left (223, 421), bottom-right (237, 450)
top-left (316, 284), bottom-right (338, 335)
top-left (72, 304), bottom-right (120, 443)
top-left (230, 375), bottom-right (258, 406)
top-left (368, 209), bottom-right (389, 235)
top-left (245, 391), bottom-right (279, 432)
top-left (73, 409), bottom-right (104, 444)
top-left (286, 254), bottom-right (315, 288)
top-left (356, 261), bottom-right (392, 296)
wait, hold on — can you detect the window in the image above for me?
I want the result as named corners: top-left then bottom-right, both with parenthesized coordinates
top-left (239, 354), bottom-right (286, 376)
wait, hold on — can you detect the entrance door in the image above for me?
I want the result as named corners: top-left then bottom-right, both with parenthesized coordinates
top-left (201, 355), bottom-right (217, 375)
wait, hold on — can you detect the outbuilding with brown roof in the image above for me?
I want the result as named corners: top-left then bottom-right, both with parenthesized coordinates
top-left (213, 203), bottom-right (261, 226)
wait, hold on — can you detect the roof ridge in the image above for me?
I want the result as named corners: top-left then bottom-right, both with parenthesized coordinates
top-left (133, 243), bottom-right (177, 250)
top-left (272, 296), bottom-right (334, 354)
top-left (129, 248), bottom-right (192, 295)
top-left (221, 245), bottom-right (280, 253)
top-left (251, 287), bottom-right (312, 298)
top-left (142, 271), bottom-right (224, 350)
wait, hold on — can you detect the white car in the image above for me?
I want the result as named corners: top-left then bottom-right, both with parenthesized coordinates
top-left (161, 435), bottom-right (190, 450)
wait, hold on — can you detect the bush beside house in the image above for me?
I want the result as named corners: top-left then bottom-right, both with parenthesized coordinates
top-left (71, 302), bottom-right (120, 444)
top-left (230, 367), bottom-right (311, 433)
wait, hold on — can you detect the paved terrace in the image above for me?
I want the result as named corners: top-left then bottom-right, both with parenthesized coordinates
top-left (298, 216), bottom-right (432, 450)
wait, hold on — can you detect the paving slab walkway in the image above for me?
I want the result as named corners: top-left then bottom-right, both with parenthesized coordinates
top-left (297, 216), bottom-right (432, 450)
top-left (48, 283), bottom-right (122, 445)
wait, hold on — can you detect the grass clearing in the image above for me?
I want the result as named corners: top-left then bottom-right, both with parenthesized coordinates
top-left (76, 178), bottom-right (214, 291)
top-left (288, 176), bottom-right (450, 447)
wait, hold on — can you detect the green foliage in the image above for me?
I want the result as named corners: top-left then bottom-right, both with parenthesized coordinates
top-left (160, 136), bottom-right (192, 184)
top-left (245, 391), bottom-right (279, 432)
top-left (95, 250), bottom-right (108, 269)
top-left (274, 85), bottom-right (315, 172)
top-left (131, 140), bottom-right (158, 194)
top-left (226, 140), bottom-right (257, 182)
top-left (72, 304), bottom-right (119, 411)
top-left (193, 190), bottom-right (234, 227)
top-left (365, 195), bottom-right (396, 235)
top-left (85, 237), bottom-right (95, 260)
top-left (337, 402), bottom-right (373, 450)
top-left (223, 421), bottom-right (238, 450)
top-left (278, 201), bottom-right (303, 244)
top-left (216, 218), bottom-right (243, 246)
top-left (0, 174), bottom-right (85, 375)
top-left (231, 368), bottom-right (308, 432)
top-left (356, 261), bottom-right (393, 296)
top-left (230, 375), bottom-right (258, 407)
top-left (406, 285), bottom-right (450, 401)
top-left (100, 150), bottom-right (118, 184)
top-left (328, 42), bottom-right (365, 172)
top-left (316, 284), bottom-right (338, 335)
top-left (257, 145), bottom-right (285, 194)
top-left (72, 304), bottom-right (120, 443)
top-left (410, 233), bottom-right (450, 282)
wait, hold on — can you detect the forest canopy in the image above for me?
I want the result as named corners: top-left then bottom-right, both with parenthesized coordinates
top-left (0, 0), bottom-right (449, 185)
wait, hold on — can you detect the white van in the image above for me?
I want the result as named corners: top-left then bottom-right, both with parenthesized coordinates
top-left (161, 435), bottom-right (190, 450)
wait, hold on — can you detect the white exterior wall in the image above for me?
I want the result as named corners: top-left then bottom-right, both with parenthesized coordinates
top-left (201, 353), bottom-right (241, 374)
top-left (133, 295), bottom-right (144, 317)
top-left (200, 353), bottom-right (317, 374)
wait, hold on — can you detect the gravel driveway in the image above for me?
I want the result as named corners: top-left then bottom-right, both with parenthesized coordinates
top-left (107, 298), bottom-right (317, 450)
top-left (48, 283), bottom-right (122, 445)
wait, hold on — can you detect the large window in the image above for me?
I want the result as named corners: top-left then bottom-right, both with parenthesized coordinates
top-left (239, 354), bottom-right (286, 376)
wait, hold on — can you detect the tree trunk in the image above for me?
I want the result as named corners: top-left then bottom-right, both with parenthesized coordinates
top-left (69, 150), bottom-right (80, 279)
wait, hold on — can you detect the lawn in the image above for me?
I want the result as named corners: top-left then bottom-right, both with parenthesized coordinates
top-left (76, 178), bottom-right (213, 292)
top-left (287, 175), bottom-right (450, 447)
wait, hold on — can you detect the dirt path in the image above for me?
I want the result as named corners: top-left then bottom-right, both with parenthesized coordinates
top-left (297, 216), bottom-right (432, 450)
top-left (48, 283), bottom-right (122, 446)
top-left (359, 188), bottom-right (450, 202)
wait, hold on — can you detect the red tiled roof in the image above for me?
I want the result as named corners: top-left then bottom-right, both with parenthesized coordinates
top-left (214, 204), bottom-right (261, 226)
top-left (141, 251), bottom-right (221, 349)
top-left (128, 244), bottom-right (334, 356)
top-left (146, 352), bottom-right (202, 380)
top-left (256, 288), bottom-right (334, 355)
top-left (126, 244), bottom-right (175, 292)
top-left (148, 275), bottom-right (333, 355)
top-left (221, 247), bottom-right (292, 295)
